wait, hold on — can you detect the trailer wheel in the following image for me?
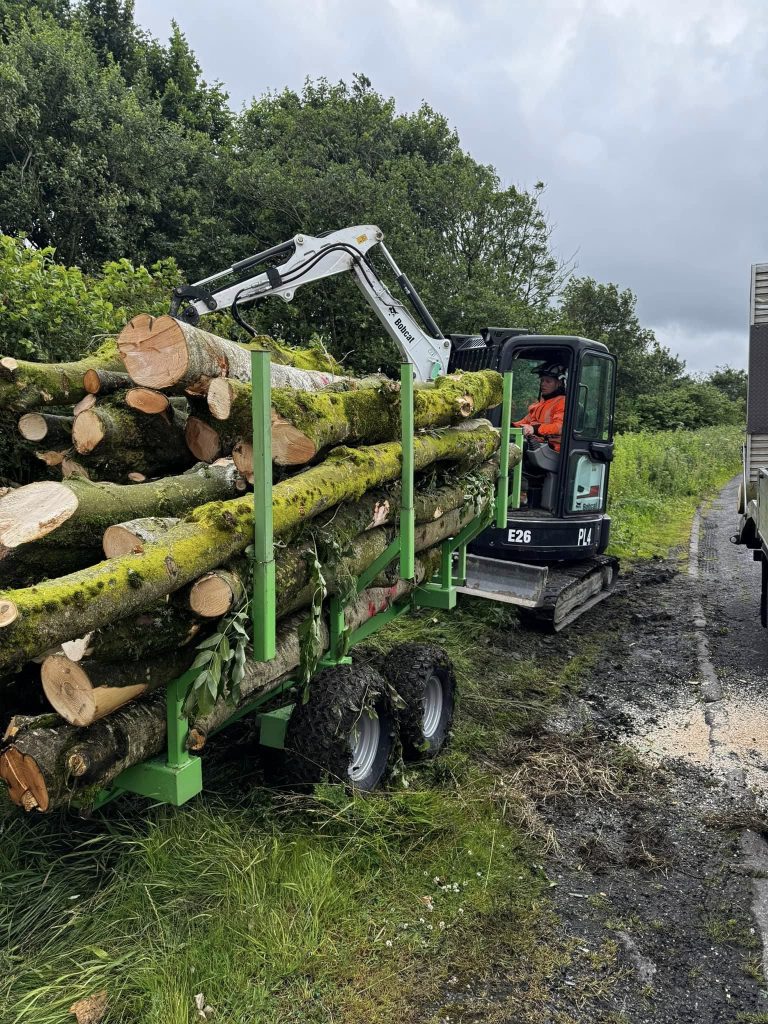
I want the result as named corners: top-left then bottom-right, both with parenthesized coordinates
top-left (382, 643), bottom-right (456, 760)
top-left (281, 663), bottom-right (396, 791)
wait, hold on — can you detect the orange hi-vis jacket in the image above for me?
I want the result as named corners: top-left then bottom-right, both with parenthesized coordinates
top-left (513, 394), bottom-right (566, 452)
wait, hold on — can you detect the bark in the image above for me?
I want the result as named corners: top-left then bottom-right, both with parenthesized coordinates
top-left (0, 555), bottom-right (439, 810)
top-left (70, 601), bottom-right (206, 665)
top-left (0, 427), bottom-right (502, 670)
top-left (118, 314), bottom-right (346, 393)
top-left (17, 413), bottom-right (73, 444)
top-left (0, 341), bottom-right (123, 414)
top-left (82, 368), bottom-right (131, 395)
top-left (0, 461), bottom-right (242, 555)
top-left (72, 402), bottom-right (193, 477)
top-left (102, 517), bottom-right (181, 558)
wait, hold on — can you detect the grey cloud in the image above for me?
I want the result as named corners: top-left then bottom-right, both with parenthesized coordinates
top-left (134, 0), bottom-right (768, 370)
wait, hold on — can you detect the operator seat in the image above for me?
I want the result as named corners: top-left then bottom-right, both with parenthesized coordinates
top-left (523, 438), bottom-right (560, 511)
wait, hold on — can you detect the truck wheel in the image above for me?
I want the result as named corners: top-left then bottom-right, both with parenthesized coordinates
top-left (382, 643), bottom-right (456, 760)
top-left (281, 663), bottom-right (396, 792)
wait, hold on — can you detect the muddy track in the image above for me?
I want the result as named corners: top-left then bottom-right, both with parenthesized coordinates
top-left (432, 477), bottom-right (768, 1023)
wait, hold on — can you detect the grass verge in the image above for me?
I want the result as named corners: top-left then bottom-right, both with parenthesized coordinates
top-left (608, 425), bottom-right (742, 559)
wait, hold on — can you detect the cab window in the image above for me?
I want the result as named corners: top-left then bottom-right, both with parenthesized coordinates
top-left (574, 354), bottom-right (614, 440)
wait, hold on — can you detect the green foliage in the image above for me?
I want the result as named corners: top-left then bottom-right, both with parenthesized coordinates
top-left (608, 426), bottom-right (743, 558)
top-left (556, 276), bottom-right (684, 430)
top-left (0, 234), bottom-right (179, 361)
top-left (0, 4), bottom-right (233, 271)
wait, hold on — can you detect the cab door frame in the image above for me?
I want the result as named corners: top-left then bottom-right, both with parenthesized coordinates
top-left (559, 349), bottom-right (617, 520)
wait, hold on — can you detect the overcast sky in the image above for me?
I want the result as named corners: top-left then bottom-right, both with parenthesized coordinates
top-left (134, 0), bottom-right (767, 372)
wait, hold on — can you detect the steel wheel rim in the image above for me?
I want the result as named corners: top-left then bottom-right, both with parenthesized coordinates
top-left (348, 713), bottom-right (381, 782)
top-left (422, 674), bottom-right (444, 739)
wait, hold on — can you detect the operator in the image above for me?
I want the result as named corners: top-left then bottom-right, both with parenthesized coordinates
top-left (513, 363), bottom-right (567, 452)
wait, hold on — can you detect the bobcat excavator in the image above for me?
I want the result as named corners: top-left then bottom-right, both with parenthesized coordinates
top-left (170, 225), bottom-right (618, 630)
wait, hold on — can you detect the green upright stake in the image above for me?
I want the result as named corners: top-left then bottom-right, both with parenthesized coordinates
top-left (400, 362), bottom-right (415, 580)
top-left (495, 371), bottom-right (514, 528)
top-left (251, 350), bottom-right (276, 661)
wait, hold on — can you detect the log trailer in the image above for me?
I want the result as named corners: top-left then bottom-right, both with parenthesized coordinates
top-left (1, 226), bottom-right (618, 811)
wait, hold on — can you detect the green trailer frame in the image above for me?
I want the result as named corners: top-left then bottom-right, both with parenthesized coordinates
top-left (88, 358), bottom-right (521, 810)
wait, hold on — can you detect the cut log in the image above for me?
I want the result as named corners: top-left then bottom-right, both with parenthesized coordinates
top-left (0, 556), bottom-right (438, 809)
top-left (127, 472), bottom-right (146, 483)
top-left (74, 602), bottom-right (205, 664)
top-left (35, 450), bottom-right (68, 467)
top-left (125, 387), bottom-right (171, 414)
top-left (83, 368), bottom-right (131, 395)
top-left (0, 340), bottom-right (123, 414)
top-left (72, 403), bottom-right (192, 477)
top-left (184, 416), bottom-right (224, 462)
top-left (102, 517), bottom-right (181, 558)
top-left (188, 568), bottom-right (245, 618)
top-left (17, 413), bottom-right (73, 444)
top-left (73, 393), bottom-right (97, 416)
top-left (0, 427), bottom-right (503, 670)
top-left (118, 314), bottom-right (347, 393)
top-left (42, 649), bottom-right (194, 727)
top-left (0, 461), bottom-right (242, 555)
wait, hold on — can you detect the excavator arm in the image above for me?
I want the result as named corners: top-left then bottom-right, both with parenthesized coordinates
top-left (169, 225), bottom-right (451, 382)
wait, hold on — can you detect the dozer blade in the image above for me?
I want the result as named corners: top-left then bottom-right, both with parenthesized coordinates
top-left (456, 554), bottom-right (549, 608)
top-left (457, 554), bottom-right (618, 631)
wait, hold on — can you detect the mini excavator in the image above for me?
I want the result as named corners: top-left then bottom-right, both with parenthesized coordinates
top-left (170, 225), bottom-right (618, 630)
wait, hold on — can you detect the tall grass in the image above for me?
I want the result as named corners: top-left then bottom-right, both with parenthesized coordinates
top-left (0, 426), bottom-right (742, 1021)
top-left (608, 425), bottom-right (743, 559)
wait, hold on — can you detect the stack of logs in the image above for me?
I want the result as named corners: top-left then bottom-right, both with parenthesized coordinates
top-left (0, 314), bottom-right (513, 812)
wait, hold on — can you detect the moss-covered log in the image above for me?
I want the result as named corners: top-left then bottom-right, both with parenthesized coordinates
top-left (118, 314), bottom-right (346, 393)
top-left (195, 370), bottom-right (501, 469)
top-left (0, 558), bottom-right (439, 810)
top-left (0, 340), bottom-right (123, 414)
top-left (0, 461), bottom-right (242, 558)
top-left (0, 427), bottom-right (502, 670)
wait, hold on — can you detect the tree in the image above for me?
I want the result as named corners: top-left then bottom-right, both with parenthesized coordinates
top-left (0, 6), bottom-right (233, 272)
top-left (557, 277), bottom-right (684, 430)
top-left (226, 77), bottom-right (563, 371)
top-left (707, 365), bottom-right (747, 405)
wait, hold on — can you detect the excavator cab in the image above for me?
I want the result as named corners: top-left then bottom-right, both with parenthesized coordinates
top-left (449, 329), bottom-right (618, 628)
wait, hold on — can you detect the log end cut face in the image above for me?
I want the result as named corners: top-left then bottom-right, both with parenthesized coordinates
top-left (0, 481), bottom-right (79, 550)
top-left (17, 413), bottom-right (49, 441)
top-left (41, 656), bottom-right (98, 727)
top-left (118, 313), bottom-right (190, 389)
top-left (0, 747), bottom-right (48, 811)
top-left (72, 409), bottom-right (106, 453)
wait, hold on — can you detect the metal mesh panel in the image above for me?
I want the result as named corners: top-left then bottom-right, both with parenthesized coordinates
top-left (748, 324), bottom-right (768, 432)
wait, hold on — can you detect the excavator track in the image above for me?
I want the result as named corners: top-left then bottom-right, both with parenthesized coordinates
top-left (518, 555), bottom-right (619, 631)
